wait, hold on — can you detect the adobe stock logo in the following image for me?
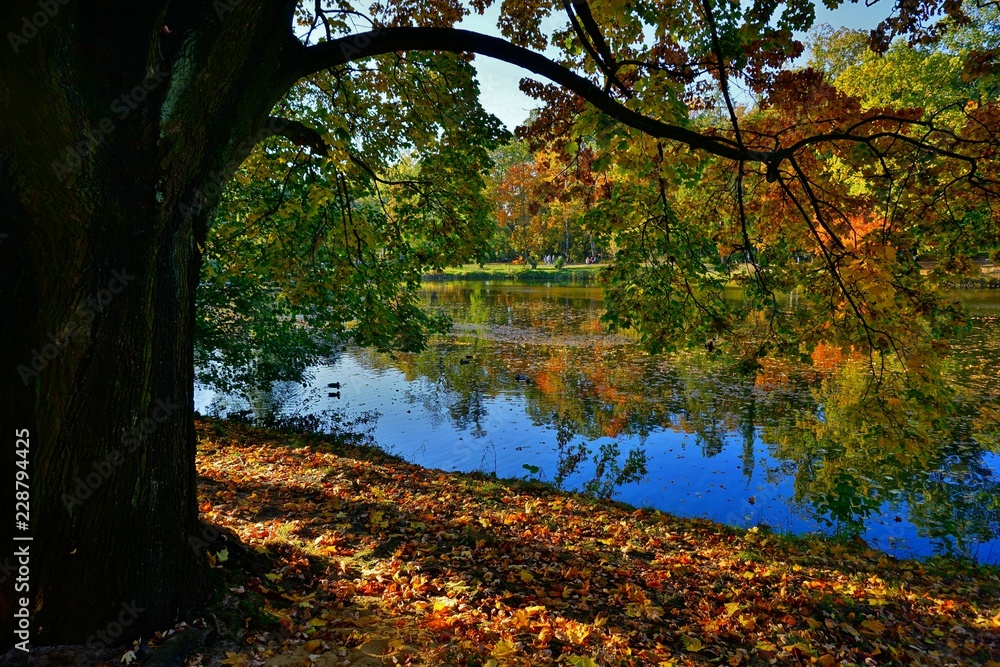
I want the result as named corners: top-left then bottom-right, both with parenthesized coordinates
top-left (85, 600), bottom-right (145, 649)
top-left (16, 268), bottom-right (134, 385)
top-left (61, 396), bottom-right (180, 514)
top-left (6, 0), bottom-right (72, 53)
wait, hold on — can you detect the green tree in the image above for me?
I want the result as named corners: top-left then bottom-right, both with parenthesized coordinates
top-left (197, 59), bottom-right (506, 397)
top-left (811, 7), bottom-right (1000, 111)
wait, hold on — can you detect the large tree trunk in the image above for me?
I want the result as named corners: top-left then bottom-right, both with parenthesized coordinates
top-left (0, 1), bottom-right (296, 649)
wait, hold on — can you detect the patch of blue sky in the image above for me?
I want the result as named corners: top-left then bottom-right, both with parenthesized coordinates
top-left (459, 0), bottom-right (896, 130)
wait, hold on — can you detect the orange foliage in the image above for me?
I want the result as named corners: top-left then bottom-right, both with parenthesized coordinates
top-left (754, 357), bottom-right (793, 391)
top-left (811, 341), bottom-right (848, 371)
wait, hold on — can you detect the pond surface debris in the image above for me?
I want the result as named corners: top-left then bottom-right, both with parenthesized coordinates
top-left (191, 419), bottom-right (1000, 666)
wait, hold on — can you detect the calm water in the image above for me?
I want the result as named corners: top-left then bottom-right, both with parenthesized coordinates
top-left (196, 282), bottom-right (1000, 563)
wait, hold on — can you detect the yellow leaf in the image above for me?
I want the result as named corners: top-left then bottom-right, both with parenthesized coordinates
top-left (724, 602), bottom-right (740, 616)
top-left (566, 657), bottom-right (600, 667)
top-left (432, 598), bottom-right (456, 611)
top-left (492, 640), bottom-right (516, 658)
top-left (861, 619), bottom-right (885, 634)
top-left (221, 652), bottom-right (249, 667)
top-left (818, 655), bottom-right (838, 667)
top-left (643, 603), bottom-right (664, 620)
top-left (565, 621), bottom-right (590, 645)
top-left (682, 636), bottom-right (703, 652)
top-left (520, 569), bottom-right (534, 583)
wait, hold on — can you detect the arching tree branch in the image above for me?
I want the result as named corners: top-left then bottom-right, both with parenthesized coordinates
top-left (560, 0), bottom-right (631, 97)
top-left (290, 27), bottom-right (759, 162)
top-left (288, 26), bottom-right (996, 183)
top-left (264, 116), bottom-right (330, 155)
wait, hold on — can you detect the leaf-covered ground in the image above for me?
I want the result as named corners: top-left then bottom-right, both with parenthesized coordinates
top-left (192, 419), bottom-right (1000, 666)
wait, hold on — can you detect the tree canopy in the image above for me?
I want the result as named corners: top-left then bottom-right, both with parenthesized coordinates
top-left (203, 0), bottom-right (1000, 410)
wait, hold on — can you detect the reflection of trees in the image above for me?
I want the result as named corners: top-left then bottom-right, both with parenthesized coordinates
top-left (762, 344), bottom-right (1000, 556)
top-left (358, 284), bottom-right (1000, 557)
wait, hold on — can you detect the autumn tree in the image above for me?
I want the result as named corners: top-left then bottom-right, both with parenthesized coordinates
top-left (1, 0), bottom-right (997, 653)
top-left (488, 147), bottom-right (582, 265)
top-left (487, 141), bottom-right (607, 263)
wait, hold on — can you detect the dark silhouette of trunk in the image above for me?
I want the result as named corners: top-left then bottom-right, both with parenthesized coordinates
top-left (0, 1), bottom-right (297, 647)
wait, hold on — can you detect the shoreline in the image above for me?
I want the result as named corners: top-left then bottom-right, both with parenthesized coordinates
top-left (422, 263), bottom-right (1000, 289)
top-left (192, 417), bottom-right (1000, 666)
top-left (422, 264), bottom-right (602, 284)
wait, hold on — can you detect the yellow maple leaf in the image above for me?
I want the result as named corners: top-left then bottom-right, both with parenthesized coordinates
top-left (492, 640), bottom-right (516, 658)
top-left (861, 619), bottom-right (885, 634)
top-left (221, 652), bottom-right (249, 667)
top-left (565, 621), bottom-right (590, 645)
top-left (682, 636), bottom-right (703, 652)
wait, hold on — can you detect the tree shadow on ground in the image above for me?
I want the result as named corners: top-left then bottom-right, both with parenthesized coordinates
top-left (193, 419), bottom-right (1000, 666)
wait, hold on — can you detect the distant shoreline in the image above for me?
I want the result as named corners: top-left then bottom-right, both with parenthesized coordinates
top-left (421, 262), bottom-right (1000, 289)
top-left (421, 263), bottom-right (602, 284)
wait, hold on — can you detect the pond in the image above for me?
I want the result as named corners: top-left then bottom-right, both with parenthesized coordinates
top-left (196, 282), bottom-right (1000, 564)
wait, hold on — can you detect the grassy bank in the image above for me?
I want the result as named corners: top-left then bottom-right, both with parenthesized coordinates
top-left (422, 263), bottom-right (602, 284)
top-left (190, 418), bottom-right (1000, 666)
top-left (423, 262), bottom-right (1000, 290)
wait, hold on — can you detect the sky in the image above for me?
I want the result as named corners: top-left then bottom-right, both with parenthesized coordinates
top-left (457, 1), bottom-right (895, 130)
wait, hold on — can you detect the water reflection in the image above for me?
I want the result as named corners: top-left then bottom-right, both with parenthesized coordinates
top-left (400, 283), bottom-right (1000, 561)
top-left (197, 282), bottom-right (1000, 562)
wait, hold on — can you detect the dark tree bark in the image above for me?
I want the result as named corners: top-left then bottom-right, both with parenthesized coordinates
top-left (0, 0), bottom-right (301, 648)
